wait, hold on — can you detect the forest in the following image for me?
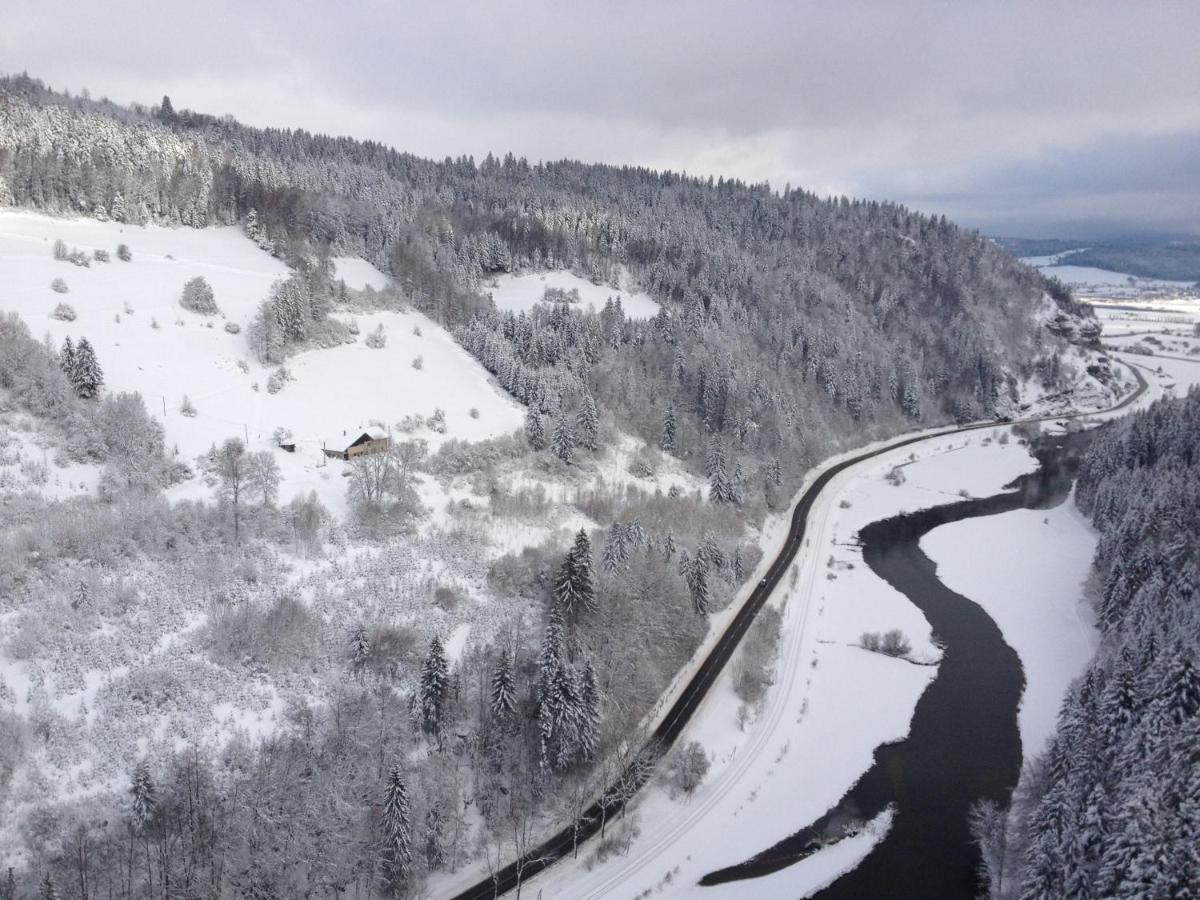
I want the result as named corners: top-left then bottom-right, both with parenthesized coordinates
top-left (0, 73), bottom-right (1105, 898)
top-left (972, 388), bottom-right (1200, 898)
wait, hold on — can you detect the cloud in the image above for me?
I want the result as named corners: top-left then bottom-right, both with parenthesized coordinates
top-left (3, 0), bottom-right (1197, 236)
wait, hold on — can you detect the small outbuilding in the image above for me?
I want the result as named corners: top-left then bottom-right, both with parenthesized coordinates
top-left (323, 432), bottom-right (390, 461)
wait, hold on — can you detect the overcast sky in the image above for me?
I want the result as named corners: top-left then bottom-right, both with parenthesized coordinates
top-left (5, 0), bottom-right (1197, 238)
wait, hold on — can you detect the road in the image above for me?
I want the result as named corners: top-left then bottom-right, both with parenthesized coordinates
top-left (451, 365), bottom-right (1147, 900)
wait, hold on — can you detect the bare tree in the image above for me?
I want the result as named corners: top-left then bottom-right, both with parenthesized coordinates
top-left (213, 438), bottom-right (248, 542)
top-left (246, 450), bottom-right (281, 507)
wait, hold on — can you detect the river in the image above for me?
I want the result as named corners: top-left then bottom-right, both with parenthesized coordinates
top-left (701, 429), bottom-right (1096, 898)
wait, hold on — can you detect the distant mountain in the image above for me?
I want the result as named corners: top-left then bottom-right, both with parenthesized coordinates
top-left (995, 236), bottom-right (1200, 283)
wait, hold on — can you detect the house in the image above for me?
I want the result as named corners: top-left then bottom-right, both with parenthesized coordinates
top-left (323, 432), bottom-right (390, 461)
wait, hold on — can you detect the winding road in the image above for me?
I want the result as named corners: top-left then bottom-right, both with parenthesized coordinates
top-left (451, 366), bottom-right (1147, 900)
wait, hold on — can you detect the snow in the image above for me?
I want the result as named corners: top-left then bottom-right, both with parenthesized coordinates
top-left (531, 427), bottom-right (1046, 899)
top-left (921, 497), bottom-right (1099, 759)
top-left (0, 210), bottom-right (526, 516)
top-left (486, 268), bottom-right (660, 319)
top-left (331, 255), bottom-right (389, 292)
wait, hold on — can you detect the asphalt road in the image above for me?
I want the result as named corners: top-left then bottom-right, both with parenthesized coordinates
top-left (451, 364), bottom-right (1147, 900)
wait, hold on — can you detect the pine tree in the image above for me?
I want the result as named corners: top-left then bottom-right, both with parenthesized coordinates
top-left (537, 614), bottom-right (580, 769)
top-left (679, 550), bottom-right (710, 615)
top-left (129, 760), bottom-right (155, 831)
top-left (577, 660), bottom-right (601, 761)
top-left (660, 405), bottom-right (677, 453)
top-left (59, 336), bottom-right (75, 377)
top-left (706, 438), bottom-right (739, 504)
top-left (350, 625), bottom-right (370, 678)
top-left (3, 868), bottom-right (16, 900)
top-left (70, 337), bottom-right (103, 399)
top-left (381, 765), bottom-right (413, 891)
top-left (490, 648), bottom-right (516, 722)
top-left (38, 873), bottom-right (56, 900)
top-left (419, 636), bottom-right (449, 736)
top-left (70, 580), bottom-right (89, 611)
top-left (525, 407), bottom-right (546, 451)
top-left (425, 806), bottom-right (446, 869)
top-left (554, 529), bottom-right (596, 623)
top-left (551, 416), bottom-right (576, 464)
top-left (576, 393), bottom-right (599, 451)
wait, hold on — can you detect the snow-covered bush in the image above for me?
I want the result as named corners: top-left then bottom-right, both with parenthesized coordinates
top-left (428, 407), bottom-right (446, 433)
top-left (51, 303), bottom-right (76, 321)
top-left (116, 243), bottom-right (131, 262)
top-left (50, 277), bottom-right (69, 294)
top-left (93, 249), bottom-right (110, 263)
top-left (179, 395), bottom-right (197, 417)
top-left (668, 740), bottom-right (711, 795)
top-left (180, 277), bottom-right (219, 315)
top-left (224, 321), bottom-right (241, 335)
top-left (266, 366), bottom-right (293, 394)
top-left (411, 354), bottom-right (424, 370)
top-left (860, 629), bottom-right (911, 658)
top-left (365, 324), bottom-right (386, 349)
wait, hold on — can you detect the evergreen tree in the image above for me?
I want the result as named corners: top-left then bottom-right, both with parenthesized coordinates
top-left (525, 407), bottom-right (546, 451)
top-left (70, 580), bottom-right (89, 611)
top-left (381, 765), bottom-right (413, 891)
top-left (3, 868), bottom-right (16, 900)
top-left (706, 438), bottom-right (739, 504)
top-left (551, 416), bottom-right (576, 464)
top-left (129, 760), bottom-right (155, 831)
top-left (350, 625), bottom-right (370, 678)
top-left (38, 874), bottom-right (56, 900)
top-left (554, 529), bottom-right (596, 623)
top-left (419, 636), bottom-right (449, 736)
top-left (425, 806), bottom-right (446, 869)
top-left (660, 404), bottom-right (677, 453)
top-left (59, 336), bottom-right (75, 377)
top-left (537, 614), bottom-right (580, 769)
top-left (679, 550), bottom-right (710, 615)
top-left (490, 648), bottom-right (516, 722)
top-left (576, 392), bottom-right (599, 451)
top-left (69, 337), bottom-right (104, 399)
top-left (577, 660), bottom-right (601, 761)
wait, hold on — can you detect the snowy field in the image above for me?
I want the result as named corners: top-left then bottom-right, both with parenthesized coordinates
top-left (0, 210), bottom-right (525, 515)
top-left (530, 428), bottom-right (1055, 899)
top-left (486, 268), bottom-right (660, 319)
top-left (1021, 253), bottom-right (1198, 302)
top-left (922, 497), bottom-right (1099, 759)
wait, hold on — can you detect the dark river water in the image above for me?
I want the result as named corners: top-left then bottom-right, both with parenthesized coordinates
top-left (701, 430), bottom-right (1096, 898)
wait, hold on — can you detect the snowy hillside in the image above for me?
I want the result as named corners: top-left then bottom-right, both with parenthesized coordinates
top-left (0, 210), bottom-right (525, 514)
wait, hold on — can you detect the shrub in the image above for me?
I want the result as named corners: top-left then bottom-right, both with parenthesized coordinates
top-left (669, 740), bottom-right (711, 796)
top-left (50, 278), bottom-right (69, 294)
top-left (93, 249), bottom-right (110, 263)
top-left (365, 324), bottom-right (386, 349)
top-left (51, 303), bottom-right (76, 321)
top-left (224, 321), bottom-right (241, 334)
top-left (468, 407), bottom-right (480, 419)
top-left (179, 395), bottom-right (197, 417)
top-left (861, 629), bottom-right (912, 657)
top-left (180, 277), bottom-right (219, 315)
top-left (266, 367), bottom-right (293, 394)
top-left (116, 243), bottom-right (131, 262)
top-left (411, 354), bottom-right (424, 370)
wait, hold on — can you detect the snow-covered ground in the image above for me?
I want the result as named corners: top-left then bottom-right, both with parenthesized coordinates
top-left (1021, 253), bottom-right (1198, 303)
top-left (0, 210), bottom-right (525, 514)
top-left (531, 428), bottom-right (1052, 899)
top-left (486, 268), bottom-right (660, 319)
top-left (922, 497), bottom-right (1099, 759)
